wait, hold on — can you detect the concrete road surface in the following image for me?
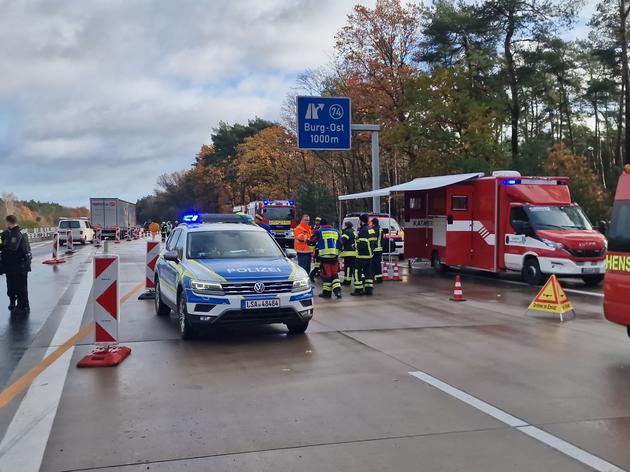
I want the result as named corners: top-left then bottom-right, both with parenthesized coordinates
top-left (0, 238), bottom-right (627, 472)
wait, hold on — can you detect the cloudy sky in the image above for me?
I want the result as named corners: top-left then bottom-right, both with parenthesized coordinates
top-left (0, 0), bottom-right (596, 208)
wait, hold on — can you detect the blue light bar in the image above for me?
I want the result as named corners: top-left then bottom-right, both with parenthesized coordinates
top-left (263, 199), bottom-right (270, 205)
top-left (502, 179), bottom-right (519, 185)
top-left (288, 199), bottom-right (295, 205)
top-left (182, 213), bottom-right (200, 223)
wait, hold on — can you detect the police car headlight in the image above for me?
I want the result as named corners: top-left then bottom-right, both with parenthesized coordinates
top-left (542, 239), bottom-right (565, 250)
top-left (292, 277), bottom-right (310, 292)
top-left (191, 280), bottom-right (224, 295)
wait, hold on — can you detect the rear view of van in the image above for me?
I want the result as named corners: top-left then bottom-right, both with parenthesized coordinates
top-left (58, 218), bottom-right (95, 245)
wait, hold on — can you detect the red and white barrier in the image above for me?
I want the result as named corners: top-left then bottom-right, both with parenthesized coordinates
top-left (77, 255), bottom-right (131, 367)
top-left (94, 227), bottom-right (102, 247)
top-left (65, 230), bottom-right (75, 254)
top-left (138, 240), bottom-right (160, 300)
top-left (114, 227), bottom-right (121, 244)
top-left (42, 233), bottom-right (66, 265)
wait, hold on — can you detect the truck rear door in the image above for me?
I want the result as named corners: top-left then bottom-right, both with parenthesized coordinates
top-left (445, 185), bottom-right (473, 267)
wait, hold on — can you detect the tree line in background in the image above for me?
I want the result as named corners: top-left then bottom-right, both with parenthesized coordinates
top-left (138, 0), bottom-right (630, 224)
top-left (0, 192), bottom-right (89, 228)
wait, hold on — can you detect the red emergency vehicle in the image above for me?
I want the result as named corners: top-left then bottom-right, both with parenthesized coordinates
top-left (234, 200), bottom-right (297, 247)
top-left (604, 166), bottom-right (630, 335)
top-left (404, 171), bottom-right (607, 285)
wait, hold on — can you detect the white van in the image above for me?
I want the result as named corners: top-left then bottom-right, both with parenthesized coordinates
top-left (58, 218), bottom-right (95, 245)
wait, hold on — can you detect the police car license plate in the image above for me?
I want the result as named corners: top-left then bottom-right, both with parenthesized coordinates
top-left (243, 299), bottom-right (280, 309)
top-left (581, 267), bottom-right (599, 274)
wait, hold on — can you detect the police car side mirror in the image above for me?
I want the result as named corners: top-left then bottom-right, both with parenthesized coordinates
top-left (284, 248), bottom-right (297, 259)
top-left (164, 250), bottom-right (179, 263)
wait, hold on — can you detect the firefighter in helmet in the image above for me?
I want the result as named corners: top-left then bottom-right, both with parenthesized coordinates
top-left (352, 214), bottom-right (376, 296)
top-left (314, 218), bottom-right (342, 298)
top-left (340, 221), bottom-right (357, 286)
top-left (371, 217), bottom-right (384, 283)
top-left (308, 216), bottom-right (322, 282)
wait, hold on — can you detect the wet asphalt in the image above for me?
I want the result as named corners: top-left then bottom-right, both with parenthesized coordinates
top-left (3, 239), bottom-right (628, 472)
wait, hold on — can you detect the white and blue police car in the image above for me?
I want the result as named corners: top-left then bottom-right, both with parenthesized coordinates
top-left (154, 213), bottom-right (313, 339)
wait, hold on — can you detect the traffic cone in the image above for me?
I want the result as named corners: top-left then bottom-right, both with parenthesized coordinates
top-left (391, 262), bottom-right (401, 281)
top-left (382, 262), bottom-right (390, 281)
top-left (450, 275), bottom-right (466, 301)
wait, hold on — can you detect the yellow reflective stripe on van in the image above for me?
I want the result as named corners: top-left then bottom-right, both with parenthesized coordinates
top-left (288, 262), bottom-right (298, 281)
top-left (188, 259), bottom-right (227, 282)
top-left (606, 253), bottom-right (630, 273)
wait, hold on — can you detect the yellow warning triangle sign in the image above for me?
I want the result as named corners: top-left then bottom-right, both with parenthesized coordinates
top-left (528, 274), bottom-right (573, 315)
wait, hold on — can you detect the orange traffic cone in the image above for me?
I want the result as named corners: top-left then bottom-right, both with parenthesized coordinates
top-left (450, 275), bottom-right (466, 301)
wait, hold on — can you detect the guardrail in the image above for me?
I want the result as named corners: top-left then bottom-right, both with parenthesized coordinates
top-left (23, 227), bottom-right (57, 242)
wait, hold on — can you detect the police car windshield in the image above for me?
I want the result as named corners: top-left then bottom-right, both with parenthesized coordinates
top-left (263, 207), bottom-right (294, 221)
top-left (525, 206), bottom-right (592, 231)
top-left (609, 201), bottom-right (630, 252)
top-left (187, 230), bottom-right (284, 259)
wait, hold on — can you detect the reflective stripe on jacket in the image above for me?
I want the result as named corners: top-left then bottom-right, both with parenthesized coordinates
top-left (294, 223), bottom-right (312, 253)
top-left (340, 228), bottom-right (357, 257)
top-left (315, 225), bottom-right (342, 259)
top-left (373, 226), bottom-right (383, 252)
top-left (356, 224), bottom-right (375, 259)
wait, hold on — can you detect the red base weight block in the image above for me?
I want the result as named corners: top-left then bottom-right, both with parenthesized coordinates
top-left (77, 345), bottom-right (131, 368)
top-left (42, 259), bottom-right (66, 265)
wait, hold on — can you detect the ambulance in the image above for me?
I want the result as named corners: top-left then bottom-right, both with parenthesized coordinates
top-left (404, 171), bottom-right (607, 285)
top-left (604, 166), bottom-right (630, 335)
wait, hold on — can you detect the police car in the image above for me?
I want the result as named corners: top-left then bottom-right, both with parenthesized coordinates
top-left (154, 214), bottom-right (313, 339)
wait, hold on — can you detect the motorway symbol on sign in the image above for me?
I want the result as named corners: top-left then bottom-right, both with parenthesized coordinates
top-left (297, 96), bottom-right (351, 150)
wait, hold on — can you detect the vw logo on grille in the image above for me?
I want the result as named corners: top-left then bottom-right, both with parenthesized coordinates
top-left (253, 282), bottom-right (265, 294)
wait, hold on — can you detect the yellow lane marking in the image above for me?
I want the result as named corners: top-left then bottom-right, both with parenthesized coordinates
top-left (122, 281), bottom-right (145, 303)
top-left (0, 282), bottom-right (144, 409)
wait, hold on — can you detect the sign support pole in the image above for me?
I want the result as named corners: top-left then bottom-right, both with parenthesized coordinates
top-left (351, 124), bottom-right (381, 213)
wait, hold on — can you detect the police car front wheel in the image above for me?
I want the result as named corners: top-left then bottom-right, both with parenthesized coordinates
top-left (154, 278), bottom-right (171, 317)
top-left (178, 295), bottom-right (196, 340)
top-left (286, 321), bottom-right (309, 335)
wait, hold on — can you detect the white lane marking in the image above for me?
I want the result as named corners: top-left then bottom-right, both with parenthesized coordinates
top-left (519, 426), bottom-right (625, 472)
top-left (0, 261), bottom-right (93, 471)
top-left (409, 371), bottom-right (528, 427)
top-left (409, 370), bottom-right (625, 472)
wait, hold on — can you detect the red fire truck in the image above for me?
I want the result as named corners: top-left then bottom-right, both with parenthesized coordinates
top-left (404, 171), bottom-right (607, 285)
top-left (604, 166), bottom-right (630, 336)
top-left (233, 200), bottom-right (297, 247)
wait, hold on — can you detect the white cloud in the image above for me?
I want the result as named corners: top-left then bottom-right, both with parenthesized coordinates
top-left (0, 0), bottom-right (375, 206)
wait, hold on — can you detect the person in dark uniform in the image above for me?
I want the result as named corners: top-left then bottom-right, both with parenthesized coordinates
top-left (308, 216), bottom-right (322, 282)
top-left (371, 218), bottom-right (384, 283)
top-left (0, 215), bottom-right (32, 314)
top-left (351, 214), bottom-right (376, 296)
top-left (340, 221), bottom-right (356, 286)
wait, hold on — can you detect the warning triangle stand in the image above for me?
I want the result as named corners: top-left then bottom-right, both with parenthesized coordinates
top-left (527, 274), bottom-right (575, 322)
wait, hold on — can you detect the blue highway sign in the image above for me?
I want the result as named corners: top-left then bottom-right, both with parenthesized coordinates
top-left (296, 96), bottom-right (351, 150)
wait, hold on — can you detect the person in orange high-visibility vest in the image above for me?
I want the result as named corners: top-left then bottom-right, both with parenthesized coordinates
top-left (294, 214), bottom-right (312, 274)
